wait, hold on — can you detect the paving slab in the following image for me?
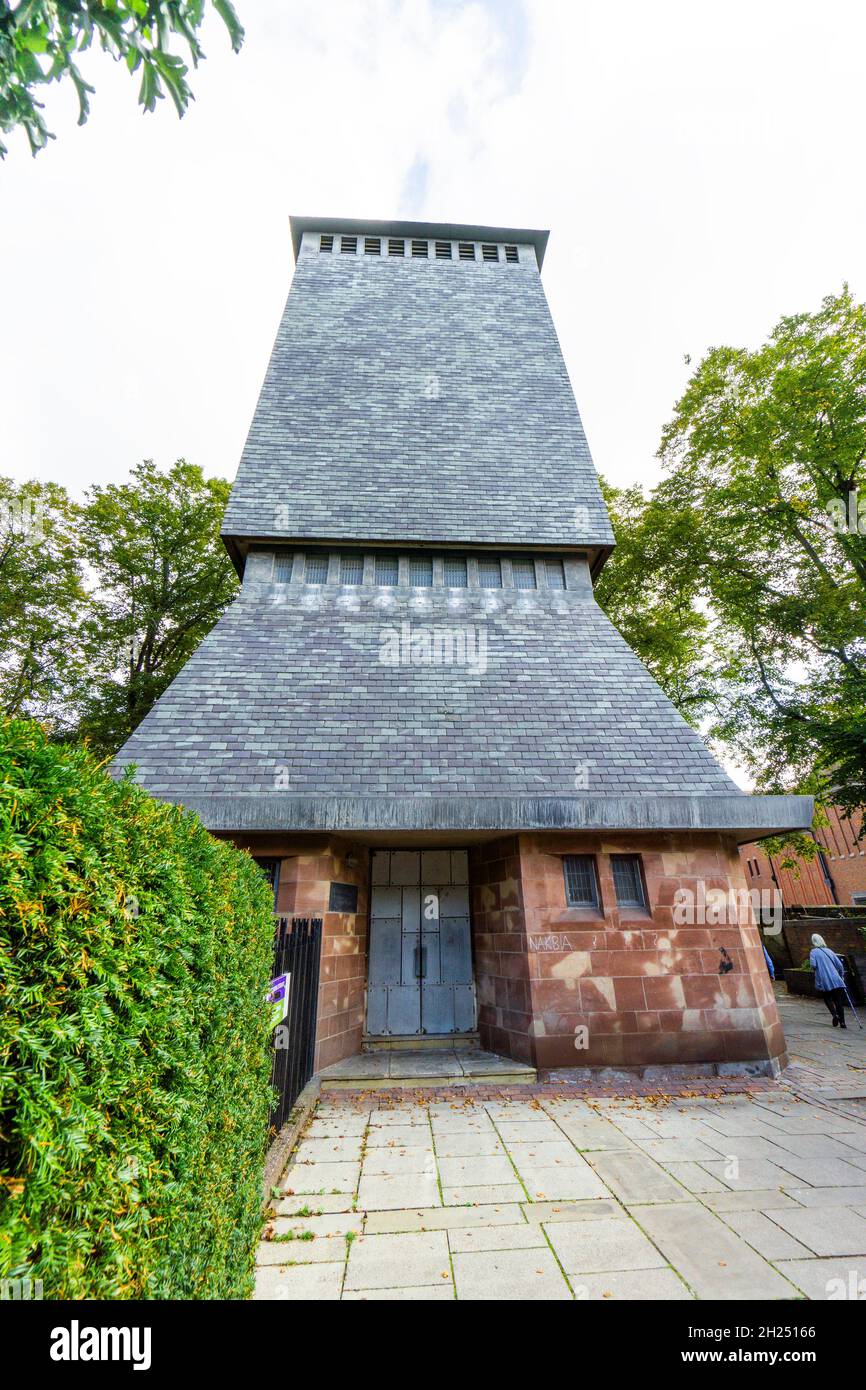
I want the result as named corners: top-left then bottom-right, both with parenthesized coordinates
top-left (635, 1137), bottom-right (727, 1163)
top-left (774, 1258), bottom-right (866, 1300)
top-left (368, 1108), bottom-right (430, 1126)
top-left (767, 1206), bottom-right (866, 1257)
top-left (256, 1236), bottom-right (348, 1265)
top-left (365, 1204), bottom-right (522, 1234)
top-left (771, 1155), bottom-right (866, 1187)
top-left (719, 1210), bottom-right (812, 1260)
top-left (364, 1125), bottom-right (426, 1149)
top-left (271, 1212), bottom-right (364, 1238)
top-left (437, 1154), bottom-right (517, 1187)
top-left (665, 1162), bottom-right (728, 1194)
top-left (571, 1268), bottom-right (693, 1300)
top-left (522, 1199), bottom-right (623, 1225)
top-left (434, 1131), bottom-right (506, 1158)
top-left (442, 1183), bottom-right (527, 1206)
top-left (293, 1136), bottom-right (364, 1164)
top-left (253, 1262), bottom-right (344, 1300)
top-left (698, 1158), bottom-right (796, 1192)
top-left (273, 1193), bottom-right (356, 1214)
top-left (545, 1216), bottom-right (667, 1274)
top-left (494, 1119), bottom-right (564, 1143)
top-left (507, 1140), bottom-right (585, 1168)
top-left (632, 1203), bottom-right (800, 1300)
top-left (518, 1166), bottom-right (609, 1201)
top-left (451, 1246), bottom-right (573, 1300)
top-left (782, 1185), bottom-right (866, 1207)
top-left (357, 1172), bottom-right (440, 1210)
top-left (588, 1150), bottom-right (691, 1204)
top-left (700, 1189), bottom-right (801, 1213)
top-left (284, 1160), bottom-right (360, 1195)
top-left (764, 1132), bottom-right (866, 1162)
top-left (448, 1223), bottom-right (545, 1253)
top-left (361, 1145), bottom-right (434, 1176)
top-left (344, 1231), bottom-right (451, 1291)
top-left (306, 1115), bottom-right (369, 1139)
top-left (342, 1285), bottom-right (454, 1301)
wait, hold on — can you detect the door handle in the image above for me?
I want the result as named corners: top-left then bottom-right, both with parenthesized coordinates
top-left (414, 945), bottom-right (427, 979)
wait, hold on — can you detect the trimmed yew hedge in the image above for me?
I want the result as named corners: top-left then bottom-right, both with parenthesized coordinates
top-left (0, 719), bottom-right (275, 1299)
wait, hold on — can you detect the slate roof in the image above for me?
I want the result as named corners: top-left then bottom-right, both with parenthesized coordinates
top-left (220, 219), bottom-right (614, 563)
top-left (111, 571), bottom-right (810, 835)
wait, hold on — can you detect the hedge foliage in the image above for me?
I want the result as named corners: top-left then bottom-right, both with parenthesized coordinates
top-left (0, 719), bottom-right (276, 1298)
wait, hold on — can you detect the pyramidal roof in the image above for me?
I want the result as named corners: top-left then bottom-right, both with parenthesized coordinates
top-left (113, 216), bottom-right (812, 841)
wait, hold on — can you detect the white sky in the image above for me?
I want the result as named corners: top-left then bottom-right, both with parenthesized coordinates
top-left (2, 0), bottom-right (865, 504)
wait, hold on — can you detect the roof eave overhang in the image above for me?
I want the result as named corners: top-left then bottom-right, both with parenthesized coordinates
top-left (151, 793), bottom-right (813, 841)
top-left (289, 215), bottom-right (551, 269)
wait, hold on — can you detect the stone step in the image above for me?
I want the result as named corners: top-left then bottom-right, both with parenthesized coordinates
top-left (363, 1031), bottom-right (481, 1053)
top-left (319, 1048), bottom-right (537, 1090)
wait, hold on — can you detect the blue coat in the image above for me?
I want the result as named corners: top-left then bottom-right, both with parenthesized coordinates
top-left (810, 947), bottom-right (846, 992)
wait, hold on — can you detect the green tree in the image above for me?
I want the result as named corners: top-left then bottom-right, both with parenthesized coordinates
top-left (656, 287), bottom-right (866, 816)
top-left (0, 476), bottom-right (87, 725)
top-left (595, 476), bottom-right (718, 724)
top-left (0, 0), bottom-right (244, 158)
top-left (75, 458), bottom-right (238, 755)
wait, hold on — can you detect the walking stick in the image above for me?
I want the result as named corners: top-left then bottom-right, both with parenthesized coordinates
top-left (842, 985), bottom-right (864, 1029)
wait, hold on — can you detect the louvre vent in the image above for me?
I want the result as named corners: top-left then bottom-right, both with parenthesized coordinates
top-left (319, 234), bottom-right (334, 253)
top-left (546, 559), bottom-right (566, 590)
top-left (478, 558), bottom-right (502, 589)
top-left (273, 551), bottom-right (295, 583)
top-left (458, 242), bottom-right (476, 260)
top-left (411, 239), bottom-right (429, 257)
top-left (340, 554), bottom-right (364, 585)
top-left (340, 236), bottom-right (357, 254)
top-left (444, 556), bottom-right (468, 588)
top-left (435, 241), bottom-right (452, 259)
top-left (305, 553), bottom-right (330, 584)
top-left (512, 558), bottom-right (536, 590)
top-left (375, 554), bottom-right (399, 586)
top-left (388, 238), bottom-right (405, 256)
top-left (364, 237), bottom-right (381, 255)
top-left (505, 245), bottom-right (519, 263)
top-left (481, 243), bottom-right (499, 262)
top-left (410, 556), bottom-right (433, 587)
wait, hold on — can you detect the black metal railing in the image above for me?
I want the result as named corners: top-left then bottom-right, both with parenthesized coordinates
top-left (268, 916), bottom-right (323, 1133)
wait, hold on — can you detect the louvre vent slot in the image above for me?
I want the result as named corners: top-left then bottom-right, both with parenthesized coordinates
top-left (505, 244), bottom-right (519, 262)
top-left (364, 237), bottom-right (381, 255)
top-left (478, 558), bottom-right (502, 589)
top-left (512, 558), bottom-right (537, 590)
top-left (388, 238), bottom-right (405, 256)
top-left (411, 239), bottom-right (429, 257)
top-left (444, 557), bottom-right (468, 588)
top-left (410, 556), bottom-right (433, 587)
top-left (319, 234), bottom-right (334, 253)
top-left (375, 554), bottom-right (399, 586)
top-left (458, 242), bottom-right (476, 260)
top-left (340, 236), bottom-right (357, 254)
top-left (546, 559), bottom-right (566, 590)
top-left (273, 551), bottom-right (295, 583)
top-left (340, 554), bottom-right (364, 585)
top-left (481, 243), bottom-right (499, 262)
top-left (435, 241), bottom-right (452, 259)
top-left (305, 554), bottom-right (330, 584)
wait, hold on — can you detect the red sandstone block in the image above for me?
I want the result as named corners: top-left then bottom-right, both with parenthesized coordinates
top-left (634, 1011), bottom-right (662, 1032)
top-left (723, 1030), bottom-right (772, 1062)
top-left (644, 977), bottom-right (686, 1010)
top-left (682, 975), bottom-right (724, 1009)
top-left (580, 978), bottom-right (617, 1012)
top-left (613, 977), bottom-right (647, 1010)
top-left (605, 950), bottom-right (662, 976)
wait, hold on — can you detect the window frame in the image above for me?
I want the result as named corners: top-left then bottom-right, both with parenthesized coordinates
top-left (563, 854), bottom-right (601, 910)
top-left (610, 854), bottom-right (649, 911)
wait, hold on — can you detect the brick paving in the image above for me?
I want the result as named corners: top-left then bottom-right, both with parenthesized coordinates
top-left (256, 991), bottom-right (866, 1301)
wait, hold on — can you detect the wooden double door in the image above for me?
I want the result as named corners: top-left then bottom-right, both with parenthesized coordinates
top-left (366, 849), bottom-right (476, 1036)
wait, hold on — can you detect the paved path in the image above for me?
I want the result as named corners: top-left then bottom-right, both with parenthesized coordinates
top-left (257, 992), bottom-right (866, 1301)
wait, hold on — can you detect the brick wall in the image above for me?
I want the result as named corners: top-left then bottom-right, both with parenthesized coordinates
top-left (515, 832), bottom-right (785, 1072)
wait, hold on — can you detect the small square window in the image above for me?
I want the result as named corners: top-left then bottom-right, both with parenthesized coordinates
top-left (305, 553), bottom-right (329, 584)
top-left (546, 558), bottom-right (566, 590)
top-left (511, 558), bottom-right (536, 590)
top-left (478, 558), bottom-right (502, 589)
top-left (340, 236), bottom-right (357, 254)
top-left (273, 551), bottom-right (295, 583)
top-left (388, 238), bottom-right (405, 256)
top-left (410, 556), bottom-right (433, 587)
top-left (375, 554), bottom-right (399, 586)
top-left (364, 237), bottom-right (381, 255)
top-left (411, 239), bottom-right (429, 258)
top-left (563, 855), bottom-right (600, 909)
top-left (505, 245), bottom-right (519, 263)
top-left (319, 234), bottom-right (334, 253)
top-left (458, 242), bottom-right (476, 260)
top-left (444, 556), bottom-right (468, 588)
top-left (435, 241), bottom-right (452, 259)
top-left (611, 855), bottom-right (647, 910)
top-left (481, 243), bottom-right (499, 262)
top-left (340, 554), bottom-right (364, 585)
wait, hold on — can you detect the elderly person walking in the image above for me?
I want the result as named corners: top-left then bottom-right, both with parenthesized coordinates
top-left (809, 934), bottom-right (848, 1029)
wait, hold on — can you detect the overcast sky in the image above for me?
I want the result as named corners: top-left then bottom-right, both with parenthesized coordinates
top-left (3, 0), bottom-right (866, 503)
